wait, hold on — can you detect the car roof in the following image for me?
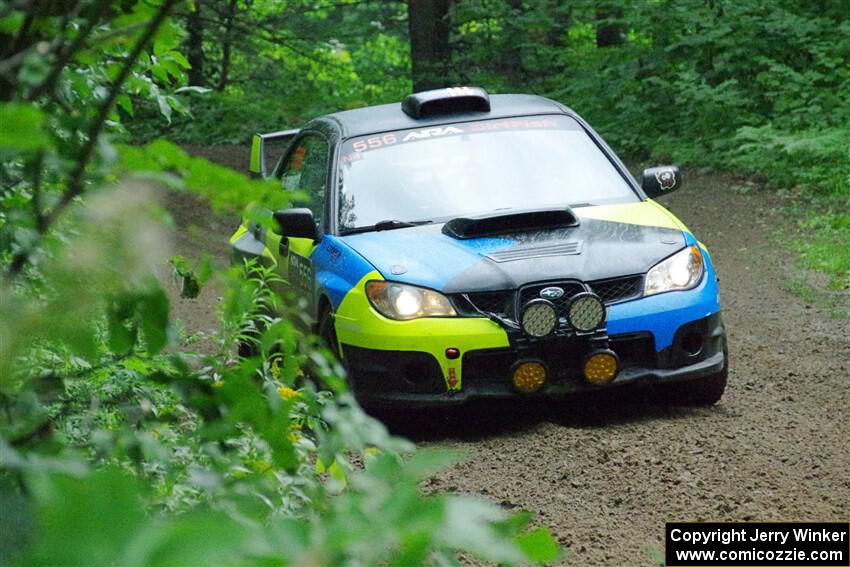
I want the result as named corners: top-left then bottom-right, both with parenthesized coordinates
top-left (317, 94), bottom-right (569, 139)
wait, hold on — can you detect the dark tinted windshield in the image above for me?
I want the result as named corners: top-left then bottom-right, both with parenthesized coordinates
top-left (337, 115), bottom-right (638, 230)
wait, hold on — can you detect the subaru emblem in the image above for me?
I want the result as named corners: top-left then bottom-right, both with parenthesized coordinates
top-left (540, 287), bottom-right (564, 300)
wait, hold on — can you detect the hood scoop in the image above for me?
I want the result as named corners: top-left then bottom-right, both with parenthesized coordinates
top-left (485, 240), bottom-right (582, 263)
top-left (442, 207), bottom-right (579, 240)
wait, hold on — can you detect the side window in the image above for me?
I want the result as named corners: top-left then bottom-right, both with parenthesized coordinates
top-left (279, 135), bottom-right (330, 221)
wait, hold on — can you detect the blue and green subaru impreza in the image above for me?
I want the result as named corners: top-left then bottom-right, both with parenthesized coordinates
top-left (231, 87), bottom-right (727, 407)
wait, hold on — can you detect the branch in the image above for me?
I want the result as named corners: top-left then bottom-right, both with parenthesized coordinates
top-left (2, 2), bottom-right (35, 59)
top-left (0, 0), bottom-right (34, 21)
top-left (30, 151), bottom-right (46, 233)
top-left (27, 0), bottom-right (109, 102)
top-left (192, 12), bottom-right (353, 72)
top-left (0, 35), bottom-right (64, 77)
top-left (3, 0), bottom-right (180, 282)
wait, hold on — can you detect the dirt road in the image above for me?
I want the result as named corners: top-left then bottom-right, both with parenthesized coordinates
top-left (171, 146), bottom-right (849, 566)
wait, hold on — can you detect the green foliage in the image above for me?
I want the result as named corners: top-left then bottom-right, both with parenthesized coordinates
top-left (0, 104), bottom-right (50, 151)
top-left (125, 0), bottom-right (411, 145)
top-left (1, 3), bottom-right (557, 564)
top-left (169, 254), bottom-right (214, 298)
top-left (1, 185), bottom-right (557, 564)
top-left (2, 235), bottom-right (557, 564)
top-left (451, 0), bottom-right (849, 289)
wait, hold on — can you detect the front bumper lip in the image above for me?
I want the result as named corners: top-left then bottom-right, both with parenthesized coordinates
top-left (354, 349), bottom-right (726, 408)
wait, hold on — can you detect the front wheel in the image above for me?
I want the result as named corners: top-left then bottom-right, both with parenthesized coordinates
top-left (237, 321), bottom-right (262, 358)
top-left (318, 305), bottom-right (340, 359)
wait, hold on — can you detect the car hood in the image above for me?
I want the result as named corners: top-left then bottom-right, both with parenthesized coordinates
top-left (339, 201), bottom-right (688, 293)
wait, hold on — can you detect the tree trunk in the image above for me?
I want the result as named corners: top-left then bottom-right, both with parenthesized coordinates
top-left (595, 2), bottom-right (625, 48)
top-left (407, 0), bottom-right (453, 92)
top-left (186, 0), bottom-right (205, 86)
top-left (217, 0), bottom-right (238, 90)
top-left (500, 0), bottom-right (525, 84)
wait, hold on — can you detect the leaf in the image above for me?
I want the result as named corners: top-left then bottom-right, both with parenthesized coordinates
top-left (166, 95), bottom-right (188, 115)
top-left (26, 469), bottom-right (146, 566)
top-left (174, 85), bottom-right (212, 94)
top-left (645, 544), bottom-right (666, 566)
top-left (327, 458), bottom-right (348, 488)
top-left (0, 13), bottom-right (24, 34)
top-left (168, 255), bottom-right (191, 276)
top-left (151, 18), bottom-right (180, 56)
top-left (106, 294), bottom-right (139, 354)
top-left (437, 496), bottom-right (527, 563)
top-left (0, 477), bottom-right (33, 562)
top-left (517, 527), bottom-right (561, 563)
top-left (156, 94), bottom-right (172, 123)
top-left (0, 103), bottom-right (50, 152)
top-left (116, 94), bottom-right (134, 117)
top-left (120, 511), bottom-right (250, 566)
top-left (159, 58), bottom-right (184, 80)
top-left (139, 287), bottom-right (170, 354)
top-left (150, 62), bottom-right (170, 84)
top-left (167, 50), bottom-right (191, 69)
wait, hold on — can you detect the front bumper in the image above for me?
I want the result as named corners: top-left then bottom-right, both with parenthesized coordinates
top-left (334, 260), bottom-right (724, 407)
top-left (345, 312), bottom-right (726, 408)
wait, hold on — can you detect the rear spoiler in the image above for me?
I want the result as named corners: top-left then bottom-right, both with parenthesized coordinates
top-left (249, 129), bottom-right (299, 178)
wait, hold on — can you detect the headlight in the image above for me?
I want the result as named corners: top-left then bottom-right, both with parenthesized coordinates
top-left (365, 281), bottom-right (457, 320)
top-left (644, 245), bottom-right (704, 296)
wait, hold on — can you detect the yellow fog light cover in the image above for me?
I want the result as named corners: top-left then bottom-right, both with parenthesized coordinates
top-left (583, 350), bottom-right (620, 384)
top-left (511, 360), bottom-right (548, 393)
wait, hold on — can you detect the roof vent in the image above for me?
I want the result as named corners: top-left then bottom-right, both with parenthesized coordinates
top-left (402, 87), bottom-right (490, 118)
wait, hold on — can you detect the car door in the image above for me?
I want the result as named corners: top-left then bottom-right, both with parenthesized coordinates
top-left (273, 133), bottom-right (330, 309)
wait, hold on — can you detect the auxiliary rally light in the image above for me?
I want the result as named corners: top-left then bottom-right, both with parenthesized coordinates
top-left (511, 360), bottom-right (548, 393)
top-left (520, 299), bottom-right (558, 338)
top-left (583, 350), bottom-right (620, 384)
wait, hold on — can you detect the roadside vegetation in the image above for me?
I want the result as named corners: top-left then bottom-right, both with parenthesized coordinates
top-left (1, 0), bottom-right (847, 565)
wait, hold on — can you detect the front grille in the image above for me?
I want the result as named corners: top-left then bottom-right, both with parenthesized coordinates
top-left (467, 291), bottom-right (514, 315)
top-left (455, 290), bottom-right (513, 316)
top-left (517, 281), bottom-right (586, 320)
top-left (454, 275), bottom-right (644, 321)
top-left (588, 275), bottom-right (643, 304)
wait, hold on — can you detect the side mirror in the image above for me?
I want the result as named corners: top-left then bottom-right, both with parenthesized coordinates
top-left (273, 208), bottom-right (320, 241)
top-left (642, 166), bottom-right (682, 198)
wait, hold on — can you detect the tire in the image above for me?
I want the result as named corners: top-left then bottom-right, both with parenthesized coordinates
top-left (662, 348), bottom-right (728, 406)
top-left (237, 324), bottom-right (261, 358)
top-left (237, 338), bottom-right (258, 358)
top-left (318, 305), bottom-right (340, 358)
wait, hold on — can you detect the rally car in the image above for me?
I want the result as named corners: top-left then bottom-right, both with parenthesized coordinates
top-left (231, 87), bottom-right (728, 407)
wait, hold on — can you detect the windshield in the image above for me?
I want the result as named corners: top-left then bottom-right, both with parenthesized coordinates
top-left (337, 115), bottom-right (638, 231)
